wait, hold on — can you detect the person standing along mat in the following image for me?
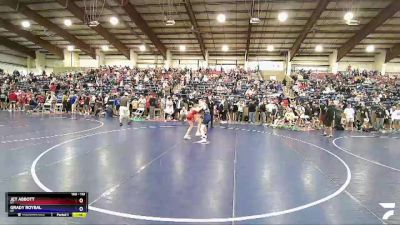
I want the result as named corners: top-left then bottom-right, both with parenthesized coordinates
top-left (324, 100), bottom-right (336, 137)
top-left (119, 92), bottom-right (131, 126)
top-left (248, 99), bottom-right (257, 124)
top-left (319, 100), bottom-right (328, 135)
top-left (208, 96), bottom-right (214, 128)
top-left (343, 104), bottom-right (355, 131)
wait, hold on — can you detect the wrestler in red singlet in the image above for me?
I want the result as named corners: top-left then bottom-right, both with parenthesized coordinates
top-left (186, 109), bottom-right (199, 121)
top-left (184, 106), bottom-right (202, 140)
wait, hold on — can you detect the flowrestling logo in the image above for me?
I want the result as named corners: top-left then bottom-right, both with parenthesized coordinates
top-left (380, 203), bottom-right (396, 220)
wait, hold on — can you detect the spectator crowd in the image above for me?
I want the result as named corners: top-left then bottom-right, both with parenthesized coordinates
top-left (0, 66), bottom-right (399, 134)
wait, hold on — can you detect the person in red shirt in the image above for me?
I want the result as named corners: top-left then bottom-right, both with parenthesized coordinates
top-left (50, 83), bottom-right (57, 94)
top-left (8, 91), bottom-right (17, 111)
top-left (37, 94), bottom-right (45, 111)
top-left (18, 93), bottom-right (26, 111)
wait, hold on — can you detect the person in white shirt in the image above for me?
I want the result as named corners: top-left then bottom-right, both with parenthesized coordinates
top-left (202, 74), bottom-right (208, 82)
top-left (164, 96), bottom-right (174, 121)
top-left (134, 74), bottom-right (139, 84)
top-left (162, 80), bottom-right (169, 89)
top-left (390, 106), bottom-right (400, 130)
top-left (236, 100), bottom-right (245, 122)
top-left (343, 104), bottom-right (355, 131)
top-left (245, 88), bottom-right (254, 97)
top-left (266, 101), bottom-right (276, 124)
top-left (179, 106), bottom-right (188, 121)
top-left (138, 95), bottom-right (146, 110)
top-left (50, 93), bottom-right (57, 113)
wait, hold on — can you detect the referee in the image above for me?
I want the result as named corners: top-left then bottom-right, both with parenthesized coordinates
top-left (207, 96), bottom-right (214, 128)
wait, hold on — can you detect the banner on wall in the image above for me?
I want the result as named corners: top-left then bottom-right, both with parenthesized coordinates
top-left (293, 65), bottom-right (329, 72)
top-left (248, 61), bottom-right (284, 71)
top-left (214, 64), bottom-right (237, 71)
top-left (178, 64), bottom-right (198, 70)
top-left (0, 62), bottom-right (27, 75)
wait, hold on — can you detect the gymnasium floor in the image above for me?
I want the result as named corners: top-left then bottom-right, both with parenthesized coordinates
top-left (0, 111), bottom-right (399, 225)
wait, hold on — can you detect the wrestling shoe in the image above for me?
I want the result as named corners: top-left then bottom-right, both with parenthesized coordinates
top-left (184, 135), bottom-right (191, 140)
top-left (195, 131), bottom-right (202, 136)
top-left (199, 138), bottom-right (207, 143)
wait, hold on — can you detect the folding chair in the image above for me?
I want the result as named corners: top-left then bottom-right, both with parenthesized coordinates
top-left (43, 103), bottom-right (51, 113)
top-left (156, 108), bottom-right (164, 118)
top-left (55, 103), bottom-right (63, 113)
top-left (133, 108), bottom-right (145, 120)
top-left (31, 104), bottom-right (41, 113)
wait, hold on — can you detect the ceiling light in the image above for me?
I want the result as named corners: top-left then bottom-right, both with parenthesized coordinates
top-left (222, 44), bottom-right (229, 52)
top-left (64, 19), bottom-right (72, 27)
top-left (315, 44), bottom-right (323, 52)
top-left (277, 12), bottom-right (288, 22)
top-left (179, 45), bottom-right (186, 51)
top-left (267, 45), bottom-right (274, 52)
top-left (165, 19), bottom-right (175, 26)
top-left (250, 17), bottom-right (261, 24)
top-left (101, 45), bottom-right (109, 52)
top-left (217, 14), bottom-right (226, 23)
top-left (139, 45), bottom-right (146, 52)
top-left (109, 16), bottom-right (119, 26)
top-left (67, 45), bottom-right (74, 52)
top-left (346, 19), bottom-right (360, 26)
top-left (344, 11), bottom-right (354, 21)
top-left (366, 45), bottom-right (375, 53)
top-left (88, 20), bottom-right (100, 27)
top-left (21, 20), bottom-right (30, 28)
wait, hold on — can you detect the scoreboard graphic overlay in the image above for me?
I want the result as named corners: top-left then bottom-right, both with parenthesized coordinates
top-left (6, 192), bottom-right (88, 217)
